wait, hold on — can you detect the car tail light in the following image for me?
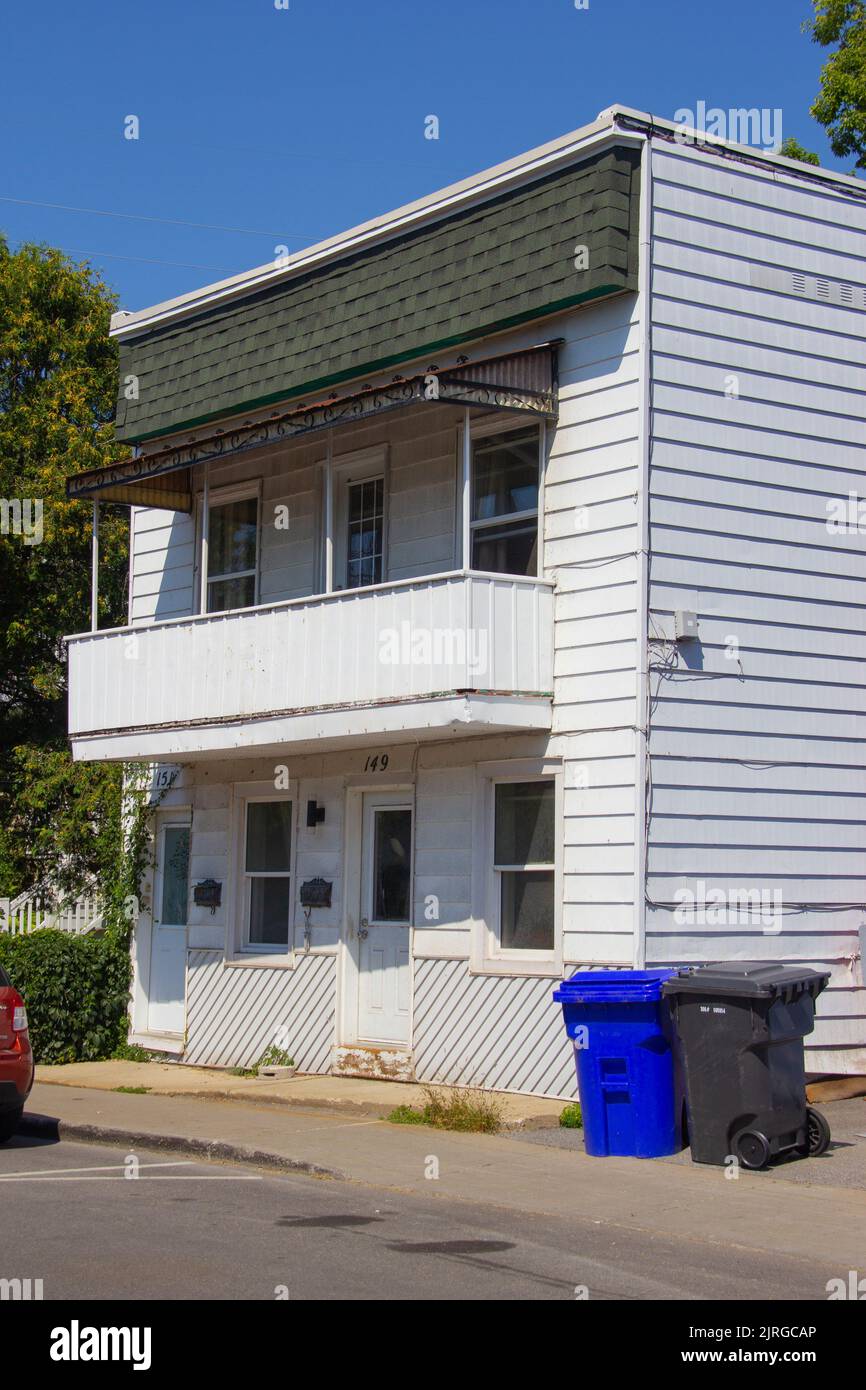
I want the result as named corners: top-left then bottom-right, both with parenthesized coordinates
top-left (10, 992), bottom-right (28, 1033)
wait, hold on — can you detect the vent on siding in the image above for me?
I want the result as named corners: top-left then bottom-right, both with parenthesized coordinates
top-left (751, 264), bottom-right (866, 309)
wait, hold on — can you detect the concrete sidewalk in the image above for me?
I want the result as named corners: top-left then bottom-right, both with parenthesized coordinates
top-left (20, 1079), bottom-right (866, 1272)
top-left (33, 1060), bottom-right (565, 1127)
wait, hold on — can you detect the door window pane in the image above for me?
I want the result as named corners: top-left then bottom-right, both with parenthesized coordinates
top-left (500, 870), bottom-right (554, 950)
top-left (246, 802), bottom-right (292, 873)
top-left (495, 782), bottom-right (554, 865)
top-left (249, 878), bottom-right (292, 946)
top-left (346, 477), bottom-right (384, 588)
top-left (373, 808), bottom-right (411, 922)
top-left (160, 826), bottom-right (190, 925)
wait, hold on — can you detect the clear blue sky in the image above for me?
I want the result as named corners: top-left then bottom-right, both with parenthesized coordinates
top-left (0, 0), bottom-right (846, 313)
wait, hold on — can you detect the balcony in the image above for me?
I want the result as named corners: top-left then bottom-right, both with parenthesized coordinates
top-left (67, 571), bottom-right (554, 761)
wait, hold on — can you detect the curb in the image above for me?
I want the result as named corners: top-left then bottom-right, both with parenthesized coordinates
top-left (33, 1078), bottom-right (563, 1130)
top-left (18, 1112), bottom-right (347, 1180)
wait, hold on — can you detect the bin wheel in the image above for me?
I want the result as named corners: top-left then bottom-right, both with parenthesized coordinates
top-left (735, 1130), bottom-right (771, 1170)
top-left (805, 1106), bottom-right (831, 1157)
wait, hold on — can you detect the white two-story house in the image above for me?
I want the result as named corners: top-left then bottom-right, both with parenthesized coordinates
top-left (66, 105), bottom-right (866, 1092)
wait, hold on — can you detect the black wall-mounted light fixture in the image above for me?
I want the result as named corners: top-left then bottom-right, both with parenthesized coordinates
top-left (306, 799), bottom-right (325, 828)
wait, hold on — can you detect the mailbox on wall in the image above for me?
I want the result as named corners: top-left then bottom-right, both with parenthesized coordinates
top-left (193, 879), bottom-right (222, 914)
top-left (299, 878), bottom-right (332, 909)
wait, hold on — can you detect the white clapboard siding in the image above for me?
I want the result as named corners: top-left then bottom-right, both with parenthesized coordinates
top-left (546, 293), bottom-right (642, 958)
top-left (646, 140), bottom-right (866, 1066)
top-left (412, 958), bottom-right (577, 1098)
top-left (183, 950), bottom-right (336, 1072)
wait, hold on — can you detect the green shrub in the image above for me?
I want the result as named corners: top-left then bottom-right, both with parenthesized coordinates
top-left (559, 1102), bottom-right (583, 1129)
top-left (0, 928), bottom-right (131, 1064)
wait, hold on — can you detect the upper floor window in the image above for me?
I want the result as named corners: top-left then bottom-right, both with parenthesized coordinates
top-left (207, 494), bottom-right (259, 612)
top-left (471, 426), bottom-right (540, 577)
top-left (346, 475), bottom-right (384, 588)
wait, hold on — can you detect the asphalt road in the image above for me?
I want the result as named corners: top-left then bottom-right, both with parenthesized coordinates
top-left (0, 1134), bottom-right (846, 1301)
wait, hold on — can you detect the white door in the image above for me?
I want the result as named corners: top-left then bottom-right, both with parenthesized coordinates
top-left (357, 793), bottom-right (412, 1044)
top-left (147, 819), bottom-right (190, 1035)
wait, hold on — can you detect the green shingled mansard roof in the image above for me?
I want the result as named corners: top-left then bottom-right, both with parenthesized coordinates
top-left (116, 144), bottom-right (641, 443)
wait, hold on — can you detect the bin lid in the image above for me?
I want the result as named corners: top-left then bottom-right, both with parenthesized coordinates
top-left (553, 969), bottom-right (677, 1004)
top-left (661, 961), bottom-right (830, 1000)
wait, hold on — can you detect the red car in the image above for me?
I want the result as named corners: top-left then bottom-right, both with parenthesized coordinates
top-left (0, 965), bottom-right (34, 1142)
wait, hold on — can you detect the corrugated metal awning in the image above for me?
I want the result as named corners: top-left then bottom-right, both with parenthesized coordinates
top-left (67, 341), bottom-right (560, 511)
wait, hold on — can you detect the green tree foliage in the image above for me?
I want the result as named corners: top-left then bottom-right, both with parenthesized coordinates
top-left (0, 235), bottom-right (128, 897)
top-left (779, 136), bottom-right (822, 165)
top-left (807, 0), bottom-right (866, 167)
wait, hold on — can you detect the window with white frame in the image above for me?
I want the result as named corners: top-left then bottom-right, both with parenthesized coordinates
top-left (492, 780), bottom-right (555, 951)
top-left (471, 425), bottom-right (540, 576)
top-left (205, 492), bottom-right (259, 612)
top-left (331, 447), bottom-right (388, 591)
top-left (241, 799), bottom-right (293, 948)
top-left (346, 475), bottom-right (384, 588)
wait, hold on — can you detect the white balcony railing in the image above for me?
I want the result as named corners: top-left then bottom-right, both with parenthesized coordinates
top-left (67, 571), bottom-right (554, 757)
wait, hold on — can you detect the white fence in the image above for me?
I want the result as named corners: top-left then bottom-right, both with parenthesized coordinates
top-left (0, 892), bottom-right (103, 937)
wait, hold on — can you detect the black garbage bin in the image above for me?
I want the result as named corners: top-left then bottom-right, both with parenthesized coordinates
top-left (662, 962), bottom-right (831, 1169)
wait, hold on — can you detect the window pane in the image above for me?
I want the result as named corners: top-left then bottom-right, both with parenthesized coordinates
top-left (471, 519), bottom-right (537, 576)
top-left (246, 802), bottom-right (292, 873)
top-left (500, 870), bottom-right (554, 950)
top-left (495, 782), bottom-right (554, 865)
top-left (346, 477), bottom-right (383, 589)
top-left (249, 877), bottom-right (291, 945)
top-left (207, 574), bottom-right (256, 612)
top-left (160, 826), bottom-right (190, 924)
top-left (208, 497), bottom-right (257, 578)
top-left (472, 428), bottom-right (539, 521)
top-left (373, 808), bottom-right (412, 921)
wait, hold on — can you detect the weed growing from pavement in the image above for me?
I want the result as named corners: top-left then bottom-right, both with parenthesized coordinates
top-left (113, 1086), bottom-right (151, 1094)
top-left (387, 1085), bottom-right (504, 1134)
top-left (559, 1103), bottom-right (583, 1129)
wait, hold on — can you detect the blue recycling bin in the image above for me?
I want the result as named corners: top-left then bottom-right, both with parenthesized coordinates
top-left (552, 970), bottom-right (683, 1158)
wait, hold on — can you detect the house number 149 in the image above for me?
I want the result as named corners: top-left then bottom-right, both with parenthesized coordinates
top-left (363, 753), bottom-right (390, 772)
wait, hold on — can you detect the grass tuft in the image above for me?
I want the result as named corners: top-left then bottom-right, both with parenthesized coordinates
top-left (559, 1102), bottom-right (583, 1129)
top-left (387, 1085), bottom-right (503, 1134)
top-left (113, 1085), bottom-right (151, 1094)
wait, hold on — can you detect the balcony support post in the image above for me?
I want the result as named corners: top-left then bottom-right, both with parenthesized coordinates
top-left (90, 501), bottom-right (99, 632)
top-left (199, 459), bottom-right (210, 614)
top-left (461, 407), bottom-right (471, 569)
top-left (324, 429), bottom-right (334, 593)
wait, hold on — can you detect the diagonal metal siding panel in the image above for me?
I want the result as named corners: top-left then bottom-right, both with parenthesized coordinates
top-left (412, 959), bottom-right (577, 1099)
top-left (184, 950), bottom-right (336, 1071)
